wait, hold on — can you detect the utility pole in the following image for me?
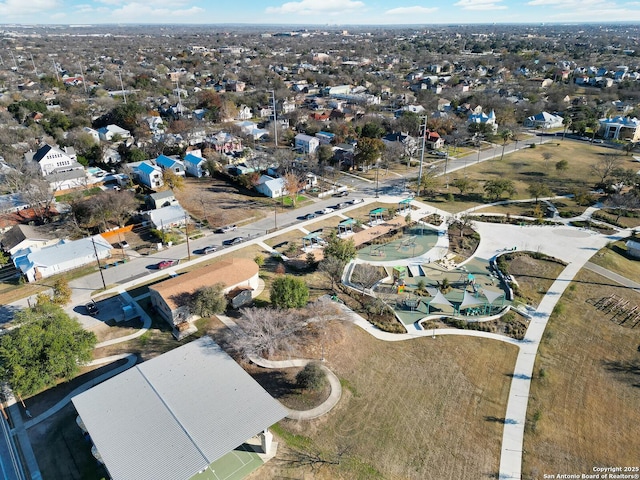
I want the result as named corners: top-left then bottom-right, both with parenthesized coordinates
top-left (375, 161), bottom-right (380, 198)
top-left (184, 212), bottom-right (191, 262)
top-left (271, 90), bottom-right (278, 147)
top-left (51, 59), bottom-right (59, 82)
top-left (91, 237), bottom-right (107, 290)
top-left (118, 69), bottom-right (127, 104)
top-left (30, 53), bottom-right (38, 76)
top-left (416, 115), bottom-right (428, 197)
top-left (80, 64), bottom-right (88, 94)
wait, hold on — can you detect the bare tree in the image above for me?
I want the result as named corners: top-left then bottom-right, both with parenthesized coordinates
top-left (591, 154), bottom-right (622, 186)
top-left (318, 256), bottom-right (347, 292)
top-left (351, 263), bottom-right (382, 294)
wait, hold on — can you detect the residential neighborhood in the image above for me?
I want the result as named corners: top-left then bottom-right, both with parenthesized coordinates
top-left (0, 21), bottom-right (639, 480)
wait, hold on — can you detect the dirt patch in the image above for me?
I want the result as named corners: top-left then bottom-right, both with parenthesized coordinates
top-left (173, 176), bottom-right (271, 228)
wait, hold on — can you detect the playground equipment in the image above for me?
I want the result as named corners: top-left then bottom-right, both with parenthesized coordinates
top-left (590, 294), bottom-right (640, 328)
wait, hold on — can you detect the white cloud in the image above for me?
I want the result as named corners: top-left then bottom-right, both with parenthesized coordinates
top-left (0, 0), bottom-right (60, 17)
top-left (109, 2), bottom-right (204, 19)
top-left (527, 0), bottom-right (605, 5)
top-left (266, 0), bottom-right (365, 16)
top-left (455, 0), bottom-right (507, 10)
top-left (385, 6), bottom-right (438, 15)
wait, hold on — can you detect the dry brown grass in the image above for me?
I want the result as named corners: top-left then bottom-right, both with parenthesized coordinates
top-left (504, 254), bottom-right (566, 307)
top-left (173, 176), bottom-right (271, 228)
top-left (523, 269), bottom-right (640, 479)
top-left (425, 142), bottom-right (635, 213)
top-left (264, 228), bottom-right (309, 248)
top-left (255, 323), bottom-right (518, 480)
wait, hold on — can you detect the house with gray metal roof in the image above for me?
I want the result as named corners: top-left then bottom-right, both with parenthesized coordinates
top-left (72, 336), bottom-right (287, 480)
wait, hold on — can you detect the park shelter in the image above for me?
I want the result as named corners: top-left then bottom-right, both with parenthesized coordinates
top-left (302, 231), bottom-right (325, 250)
top-left (398, 197), bottom-right (412, 214)
top-left (369, 207), bottom-right (386, 224)
top-left (72, 336), bottom-right (288, 480)
top-left (482, 289), bottom-right (505, 314)
top-left (459, 290), bottom-right (486, 316)
top-left (427, 291), bottom-right (454, 314)
top-left (338, 218), bottom-right (356, 236)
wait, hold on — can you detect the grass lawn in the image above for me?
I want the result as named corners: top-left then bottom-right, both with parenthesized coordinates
top-left (589, 239), bottom-right (640, 283)
top-left (263, 229), bottom-right (309, 248)
top-left (523, 268), bottom-right (640, 478)
top-left (503, 253), bottom-right (566, 307)
top-left (303, 216), bottom-right (348, 233)
top-left (256, 324), bottom-right (518, 480)
top-left (418, 141), bottom-right (636, 214)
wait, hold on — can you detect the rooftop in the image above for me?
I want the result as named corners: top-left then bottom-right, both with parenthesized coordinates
top-left (72, 336), bottom-right (287, 480)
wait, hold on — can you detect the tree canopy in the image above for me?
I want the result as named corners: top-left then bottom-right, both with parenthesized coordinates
top-left (323, 232), bottom-right (357, 263)
top-left (190, 283), bottom-right (227, 317)
top-left (270, 275), bottom-right (309, 308)
top-left (0, 302), bottom-right (96, 397)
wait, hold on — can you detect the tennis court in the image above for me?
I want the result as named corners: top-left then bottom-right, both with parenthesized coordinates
top-left (190, 444), bottom-right (263, 480)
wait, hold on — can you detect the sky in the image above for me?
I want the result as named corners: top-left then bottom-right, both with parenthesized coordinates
top-left (4, 0), bottom-right (640, 25)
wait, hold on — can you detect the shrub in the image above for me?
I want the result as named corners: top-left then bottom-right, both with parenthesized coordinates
top-left (270, 274), bottom-right (309, 308)
top-left (296, 362), bottom-right (326, 391)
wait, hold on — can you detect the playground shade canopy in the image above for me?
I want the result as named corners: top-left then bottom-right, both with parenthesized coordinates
top-left (428, 291), bottom-right (454, 309)
top-left (459, 291), bottom-right (486, 310)
top-left (72, 336), bottom-right (287, 480)
top-left (482, 288), bottom-right (504, 305)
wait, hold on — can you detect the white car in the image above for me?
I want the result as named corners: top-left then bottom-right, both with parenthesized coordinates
top-left (350, 198), bottom-right (364, 205)
top-left (321, 207), bottom-right (335, 214)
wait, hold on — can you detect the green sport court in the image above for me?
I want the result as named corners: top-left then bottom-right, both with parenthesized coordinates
top-left (191, 444), bottom-right (263, 480)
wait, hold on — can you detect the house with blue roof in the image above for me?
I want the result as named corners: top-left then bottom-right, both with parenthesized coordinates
top-left (468, 108), bottom-right (498, 133)
top-left (132, 161), bottom-right (163, 190)
top-left (154, 155), bottom-right (185, 177)
top-left (184, 153), bottom-right (207, 177)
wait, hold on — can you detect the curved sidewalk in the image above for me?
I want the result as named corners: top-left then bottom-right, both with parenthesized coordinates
top-left (249, 356), bottom-right (342, 421)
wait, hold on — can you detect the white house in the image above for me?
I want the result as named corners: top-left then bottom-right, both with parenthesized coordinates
top-left (132, 161), bottom-right (163, 190)
top-left (523, 111), bottom-right (564, 129)
top-left (14, 235), bottom-right (112, 283)
top-left (468, 108), bottom-right (498, 133)
top-left (237, 105), bottom-right (252, 120)
top-left (294, 134), bottom-right (320, 154)
top-left (1, 224), bottom-right (57, 257)
top-left (144, 204), bottom-right (187, 230)
top-left (82, 127), bottom-right (100, 143)
top-left (25, 144), bottom-right (81, 176)
top-left (154, 155), bottom-right (185, 177)
top-left (598, 116), bottom-right (640, 142)
top-left (255, 175), bottom-right (285, 198)
top-left (97, 124), bottom-right (132, 142)
top-left (184, 152), bottom-right (207, 177)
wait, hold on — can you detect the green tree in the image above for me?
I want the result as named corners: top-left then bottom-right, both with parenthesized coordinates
top-left (296, 362), bottom-right (326, 391)
top-left (354, 137), bottom-right (385, 170)
top-left (52, 278), bottom-right (72, 306)
top-left (253, 254), bottom-right (265, 267)
top-left (190, 283), bottom-right (227, 317)
top-left (527, 182), bottom-right (552, 204)
top-left (323, 232), bottom-right (357, 263)
top-left (555, 159), bottom-right (569, 174)
top-left (499, 129), bottom-right (512, 161)
top-left (0, 302), bottom-right (96, 397)
top-left (451, 177), bottom-right (478, 195)
top-left (484, 179), bottom-right (516, 201)
top-left (0, 251), bottom-right (8, 267)
top-left (270, 275), bottom-right (309, 308)
top-left (162, 169), bottom-right (185, 190)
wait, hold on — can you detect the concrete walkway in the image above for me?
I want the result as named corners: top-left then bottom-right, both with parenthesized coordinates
top-left (585, 261), bottom-right (640, 291)
top-left (249, 356), bottom-right (342, 421)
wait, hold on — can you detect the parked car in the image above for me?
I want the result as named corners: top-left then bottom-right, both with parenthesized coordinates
top-left (157, 259), bottom-right (178, 269)
top-left (333, 190), bottom-right (349, 197)
top-left (114, 241), bottom-right (130, 249)
top-left (320, 207), bottom-right (335, 214)
top-left (216, 224), bottom-right (237, 233)
top-left (223, 236), bottom-right (244, 246)
top-left (350, 198), bottom-right (364, 205)
top-left (85, 301), bottom-right (99, 316)
top-left (201, 245), bottom-right (218, 254)
top-left (302, 213), bottom-right (318, 220)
